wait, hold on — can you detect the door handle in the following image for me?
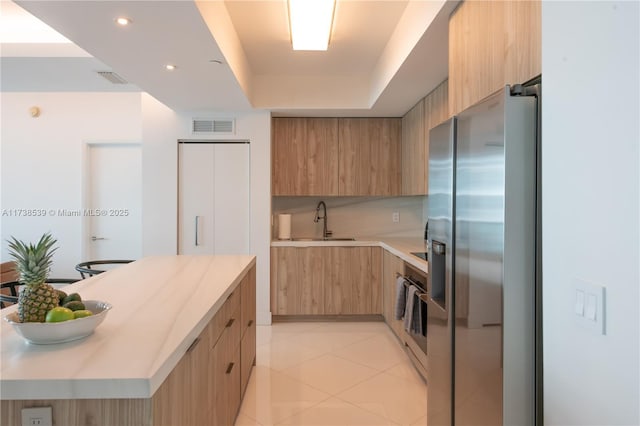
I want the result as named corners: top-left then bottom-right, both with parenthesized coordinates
top-left (91, 236), bottom-right (107, 241)
top-left (195, 216), bottom-right (202, 246)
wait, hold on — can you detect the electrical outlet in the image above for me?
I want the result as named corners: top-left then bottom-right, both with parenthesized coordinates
top-left (392, 212), bottom-right (400, 223)
top-left (21, 407), bottom-right (52, 426)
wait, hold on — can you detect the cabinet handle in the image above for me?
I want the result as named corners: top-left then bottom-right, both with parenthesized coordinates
top-left (226, 318), bottom-right (235, 328)
top-left (226, 362), bottom-right (235, 374)
top-left (186, 337), bottom-right (200, 353)
top-left (195, 216), bottom-right (200, 246)
top-left (247, 320), bottom-right (253, 327)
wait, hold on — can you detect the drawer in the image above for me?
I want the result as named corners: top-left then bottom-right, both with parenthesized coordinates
top-left (209, 288), bottom-right (240, 347)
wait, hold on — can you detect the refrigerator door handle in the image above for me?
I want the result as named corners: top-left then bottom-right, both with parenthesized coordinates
top-left (429, 240), bottom-right (447, 308)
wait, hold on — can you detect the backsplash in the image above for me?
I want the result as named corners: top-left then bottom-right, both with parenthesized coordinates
top-left (272, 196), bottom-right (427, 240)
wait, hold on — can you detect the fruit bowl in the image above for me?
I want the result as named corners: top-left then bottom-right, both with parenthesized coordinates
top-left (4, 300), bottom-right (112, 345)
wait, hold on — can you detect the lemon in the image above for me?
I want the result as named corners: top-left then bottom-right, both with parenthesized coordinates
top-left (45, 307), bottom-right (74, 323)
top-left (73, 310), bottom-right (93, 319)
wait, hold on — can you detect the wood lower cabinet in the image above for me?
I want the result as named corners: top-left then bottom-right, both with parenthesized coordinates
top-left (271, 246), bottom-right (382, 316)
top-left (153, 265), bottom-right (255, 426)
top-left (326, 247), bottom-right (382, 315)
top-left (240, 266), bottom-right (256, 396)
top-left (382, 250), bottom-right (407, 340)
top-left (209, 313), bottom-right (241, 426)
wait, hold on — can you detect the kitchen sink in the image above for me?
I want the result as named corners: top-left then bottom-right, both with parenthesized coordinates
top-left (290, 237), bottom-right (356, 241)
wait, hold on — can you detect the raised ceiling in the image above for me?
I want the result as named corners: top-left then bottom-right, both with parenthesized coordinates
top-left (4, 0), bottom-right (458, 117)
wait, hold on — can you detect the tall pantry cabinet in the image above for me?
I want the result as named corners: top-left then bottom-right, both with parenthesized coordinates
top-left (178, 142), bottom-right (250, 255)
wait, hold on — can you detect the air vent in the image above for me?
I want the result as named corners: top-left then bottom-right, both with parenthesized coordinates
top-left (192, 118), bottom-right (235, 134)
top-left (97, 71), bottom-right (128, 84)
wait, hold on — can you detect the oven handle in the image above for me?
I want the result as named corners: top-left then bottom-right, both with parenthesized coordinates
top-left (396, 272), bottom-right (428, 296)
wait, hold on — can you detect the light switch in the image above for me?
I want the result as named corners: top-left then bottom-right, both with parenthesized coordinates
top-left (574, 289), bottom-right (585, 316)
top-left (585, 293), bottom-right (597, 321)
top-left (573, 278), bottom-right (606, 335)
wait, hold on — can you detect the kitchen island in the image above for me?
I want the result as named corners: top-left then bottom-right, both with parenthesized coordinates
top-left (0, 255), bottom-right (256, 426)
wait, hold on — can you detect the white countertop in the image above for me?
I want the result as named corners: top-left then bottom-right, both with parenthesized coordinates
top-left (271, 236), bottom-right (428, 273)
top-left (0, 255), bottom-right (256, 400)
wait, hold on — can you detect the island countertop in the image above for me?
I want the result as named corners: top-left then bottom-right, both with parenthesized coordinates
top-left (0, 255), bottom-right (256, 400)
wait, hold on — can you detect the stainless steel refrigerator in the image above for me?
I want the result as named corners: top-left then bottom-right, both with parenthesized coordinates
top-left (426, 85), bottom-right (539, 426)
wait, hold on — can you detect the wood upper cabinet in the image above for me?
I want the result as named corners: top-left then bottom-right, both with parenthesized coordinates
top-left (270, 246), bottom-right (382, 316)
top-left (448, 0), bottom-right (541, 115)
top-left (272, 117), bottom-right (339, 196)
top-left (272, 117), bottom-right (401, 196)
top-left (401, 80), bottom-right (449, 195)
top-left (338, 118), bottom-right (401, 196)
top-left (401, 100), bottom-right (425, 195)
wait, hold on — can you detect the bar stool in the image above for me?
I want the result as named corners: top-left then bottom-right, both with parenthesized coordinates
top-left (75, 260), bottom-right (133, 279)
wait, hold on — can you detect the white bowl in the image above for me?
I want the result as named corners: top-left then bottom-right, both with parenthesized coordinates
top-left (4, 300), bottom-right (112, 345)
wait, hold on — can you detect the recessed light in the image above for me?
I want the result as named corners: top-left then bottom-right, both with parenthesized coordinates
top-left (165, 64), bottom-right (177, 71)
top-left (115, 17), bottom-right (131, 26)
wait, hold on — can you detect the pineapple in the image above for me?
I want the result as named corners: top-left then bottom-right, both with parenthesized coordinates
top-left (7, 233), bottom-right (59, 322)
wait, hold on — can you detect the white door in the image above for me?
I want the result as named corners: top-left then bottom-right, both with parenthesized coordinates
top-left (86, 143), bottom-right (142, 262)
top-left (178, 142), bottom-right (250, 255)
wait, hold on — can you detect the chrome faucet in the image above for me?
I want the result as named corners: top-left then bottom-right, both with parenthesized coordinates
top-left (314, 201), bottom-right (332, 239)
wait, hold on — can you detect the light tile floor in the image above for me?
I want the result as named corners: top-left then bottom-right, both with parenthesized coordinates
top-left (236, 321), bottom-right (428, 426)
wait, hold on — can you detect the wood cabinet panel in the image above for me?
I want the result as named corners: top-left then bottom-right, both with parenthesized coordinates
top-left (153, 325), bottom-right (209, 426)
top-left (382, 250), bottom-right (408, 340)
top-left (423, 80), bottom-right (449, 194)
top-left (271, 246), bottom-right (382, 316)
top-left (272, 118), bottom-right (339, 196)
top-left (401, 79), bottom-right (449, 196)
top-left (448, 0), bottom-right (540, 115)
top-left (401, 100), bottom-right (426, 195)
top-left (240, 266), bottom-right (256, 396)
top-left (338, 118), bottom-right (401, 196)
top-left (210, 308), bottom-right (242, 426)
top-left (504, 0), bottom-right (541, 86)
top-left (328, 246), bottom-right (380, 315)
top-left (271, 247), bottom-right (328, 315)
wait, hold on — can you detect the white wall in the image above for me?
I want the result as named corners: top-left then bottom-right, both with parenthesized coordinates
top-left (0, 92), bottom-right (142, 278)
top-left (140, 95), bottom-right (273, 324)
top-left (542, 2), bottom-right (639, 424)
top-left (1, 93), bottom-right (272, 325)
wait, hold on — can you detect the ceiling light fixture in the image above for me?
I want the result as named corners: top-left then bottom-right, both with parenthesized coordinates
top-left (287, 0), bottom-right (336, 51)
top-left (165, 64), bottom-right (177, 71)
top-left (115, 17), bottom-right (131, 26)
